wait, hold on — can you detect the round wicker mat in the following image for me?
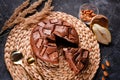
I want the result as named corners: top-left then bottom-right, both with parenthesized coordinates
top-left (4, 11), bottom-right (100, 80)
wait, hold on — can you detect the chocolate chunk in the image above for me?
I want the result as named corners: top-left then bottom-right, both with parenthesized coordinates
top-left (33, 26), bottom-right (40, 32)
top-left (68, 34), bottom-right (76, 42)
top-left (44, 22), bottom-right (54, 30)
top-left (33, 31), bottom-right (40, 40)
top-left (63, 21), bottom-right (71, 27)
top-left (76, 61), bottom-right (84, 72)
top-left (47, 33), bottom-right (56, 41)
top-left (42, 53), bottom-right (49, 61)
top-left (69, 34), bottom-right (75, 39)
top-left (48, 43), bottom-right (56, 47)
top-left (36, 39), bottom-right (43, 48)
top-left (70, 29), bottom-right (79, 43)
top-left (38, 22), bottom-right (45, 27)
top-left (81, 50), bottom-right (89, 63)
top-left (40, 46), bottom-right (47, 56)
top-left (50, 19), bottom-right (58, 23)
top-left (50, 19), bottom-right (62, 25)
top-left (82, 50), bottom-right (89, 58)
top-left (49, 52), bottom-right (58, 61)
top-left (43, 19), bottom-right (50, 24)
top-left (39, 27), bottom-right (46, 37)
top-left (69, 48), bottom-right (78, 53)
top-left (70, 29), bottom-right (78, 38)
top-left (43, 29), bottom-right (52, 35)
top-left (54, 25), bottom-right (68, 37)
top-left (42, 39), bottom-right (48, 45)
top-left (55, 19), bottom-right (62, 25)
top-left (64, 34), bottom-right (77, 44)
top-left (45, 46), bottom-right (57, 54)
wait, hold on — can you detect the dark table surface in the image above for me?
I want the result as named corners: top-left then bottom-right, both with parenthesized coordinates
top-left (0, 0), bottom-right (120, 80)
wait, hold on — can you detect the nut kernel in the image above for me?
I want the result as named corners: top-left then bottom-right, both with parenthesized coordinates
top-left (103, 71), bottom-right (109, 77)
top-left (102, 76), bottom-right (105, 80)
top-left (105, 60), bottom-right (110, 67)
top-left (101, 64), bottom-right (105, 70)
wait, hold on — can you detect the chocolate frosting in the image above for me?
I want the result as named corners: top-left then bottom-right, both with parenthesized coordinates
top-left (30, 18), bottom-right (89, 75)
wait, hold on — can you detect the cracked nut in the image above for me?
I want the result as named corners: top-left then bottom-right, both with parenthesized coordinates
top-left (92, 24), bottom-right (111, 45)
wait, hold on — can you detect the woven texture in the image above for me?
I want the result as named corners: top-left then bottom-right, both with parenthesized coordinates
top-left (4, 11), bottom-right (100, 80)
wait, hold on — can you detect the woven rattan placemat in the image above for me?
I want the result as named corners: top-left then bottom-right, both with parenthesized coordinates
top-left (4, 11), bottom-right (100, 80)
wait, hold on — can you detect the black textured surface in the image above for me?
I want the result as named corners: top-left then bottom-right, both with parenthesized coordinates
top-left (0, 0), bottom-right (120, 80)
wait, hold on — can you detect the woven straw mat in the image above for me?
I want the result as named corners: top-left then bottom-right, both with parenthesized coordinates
top-left (4, 11), bottom-right (100, 80)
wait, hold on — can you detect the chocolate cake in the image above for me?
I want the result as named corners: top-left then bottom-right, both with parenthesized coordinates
top-left (4, 11), bottom-right (100, 80)
top-left (30, 18), bottom-right (89, 75)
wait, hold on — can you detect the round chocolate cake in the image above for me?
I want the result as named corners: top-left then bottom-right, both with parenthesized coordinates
top-left (30, 18), bottom-right (89, 75)
top-left (4, 12), bottom-right (100, 80)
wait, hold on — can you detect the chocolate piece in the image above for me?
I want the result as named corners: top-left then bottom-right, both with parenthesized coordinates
top-left (42, 39), bottom-right (48, 46)
top-left (50, 19), bottom-right (62, 25)
top-left (33, 31), bottom-right (40, 40)
top-left (30, 18), bottom-right (89, 74)
top-left (63, 21), bottom-right (71, 27)
top-left (36, 39), bottom-right (43, 48)
top-left (44, 22), bottom-right (54, 29)
top-left (38, 22), bottom-right (45, 27)
top-left (69, 28), bottom-right (79, 44)
top-left (53, 25), bottom-right (68, 37)
top-left (40, 46), bottom-right (47, 56)
top-left (83, 50), bottom-right (89, 58)
top-left (50, 19), bottom-right (58, 23)
top-left (39, 27), bottom-right (44, 37)
top-left (47, 34), bottom-right (56, 41)
top-left (43, 29), bottom-right (52, 35)
top-left (55, 19), bottom-right (62, 25)
top-left (48, 43), bottom-right (56, 46)
top-left (49, 52), bottom-right (58, 60)
top-left (76, 62), bottom-right (84, 72)
top-left (43, 19), bottom-right (50, 24)
top-left (45, 46), bottom-right (57, 54)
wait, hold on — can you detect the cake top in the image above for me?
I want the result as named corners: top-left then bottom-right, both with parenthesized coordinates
top-left (30, 18), bottom-right (89, 74)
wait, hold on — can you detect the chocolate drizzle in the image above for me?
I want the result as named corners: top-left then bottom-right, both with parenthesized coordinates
top-left (30, 18), bottom-right (89, 75)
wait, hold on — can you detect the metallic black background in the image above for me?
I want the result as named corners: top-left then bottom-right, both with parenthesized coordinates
top-left (0, 0), bottom-right (120, 80)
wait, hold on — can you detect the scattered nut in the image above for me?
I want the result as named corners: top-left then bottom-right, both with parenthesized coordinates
top-left (103, 71), bottom-right (109, 77)
top-left (105, 60), bottom-right (110, 67)
top-left (80, 10), bottom-right (96, 22)
top-left (101, 60), bottom-right (110, 79)
top-left (102, 76), bottom-right (105, 80)
top-left (101, 64), bottom-right (105, 70)
top-left (92, 24), bottom-right (111, 45)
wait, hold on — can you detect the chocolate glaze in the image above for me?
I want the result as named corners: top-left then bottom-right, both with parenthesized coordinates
top-left (30, 18), bottom-right (89, 74)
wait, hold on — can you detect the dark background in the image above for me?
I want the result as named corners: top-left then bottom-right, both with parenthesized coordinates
top-left (0, 0), bottom-right (120, 80)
